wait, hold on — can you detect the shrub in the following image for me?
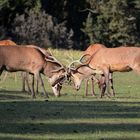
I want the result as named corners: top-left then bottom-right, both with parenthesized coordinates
top-left (12, 9), bottom-right (74, 49)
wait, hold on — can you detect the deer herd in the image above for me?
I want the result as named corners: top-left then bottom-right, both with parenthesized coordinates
top-left (0, 40), bottom-right (140, 98)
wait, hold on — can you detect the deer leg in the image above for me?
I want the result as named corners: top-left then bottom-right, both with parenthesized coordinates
top-left (22, 72), bottom-right (32, 94)
top-left (101, 68), bottom-right (110, 97)
top-left (14, 73), bottom-right (17, 82)
top-left (100, 75), bottom-right (106, 98)
top-left (1, 71), bottom-right (8, 82)
top-left (36, 80), bottom-right (39, 94)
top-left (85, 79), bottom-right (89, 96)
top-left (25, 73), bottom-right (32, 94)
top-left (38, 73), bottom-right (49, 98)
top-left (91, 77), bottom-right (95, 96)
top-left (21, 72), bottom-right (26, 92)
top-left (109, 72), bottom-right (115, 97)
top-left (31, 74), bottom-right (36, 98)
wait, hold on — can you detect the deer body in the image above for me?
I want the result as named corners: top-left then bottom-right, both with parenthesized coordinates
top-left (0, 45), bottom-right (66, 98)
top-left (88, 46), bottom-right (140, 96)
top-left (83, 44), bottom-right (107, 96)
top-left (0, 40), bottom-right (16, 45)
top-left (68, 44), bottom-right (140, 98)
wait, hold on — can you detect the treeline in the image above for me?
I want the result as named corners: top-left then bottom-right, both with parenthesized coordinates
top-left (0, 0), bottom-right (140, 50)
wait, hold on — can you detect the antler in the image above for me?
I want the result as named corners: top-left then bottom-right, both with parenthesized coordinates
top-left (45, 56), bottom-right (65, 73)
top-left (79, 54), bottom-right (91, 63)
top-left (68, 54), bottom-right (91, 70)
top-left (25, 45), bottom-right (52, 56)
top-left (45, 56), bottom-right (64, 68)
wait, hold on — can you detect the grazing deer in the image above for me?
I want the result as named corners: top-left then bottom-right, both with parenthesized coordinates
top-left (0, 45), bottom-right (66, 98)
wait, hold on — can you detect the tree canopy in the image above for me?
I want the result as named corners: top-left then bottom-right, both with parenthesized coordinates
top-left (0, 0), bottom-right (140, 50)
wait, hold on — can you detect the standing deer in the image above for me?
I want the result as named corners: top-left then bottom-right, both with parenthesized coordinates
top-left (0, 45), bottom-right (66, 98)
top-left (0, 41), bottom-right (61, 97)
top-left (0, 40), bottom-right (35, 94)
top-left (0, 40), bottom-right (18, 81)
top-left (67, 56), bottom-right (104, 96)
top-left (67, 45), bottom-right (140, 97)
top-left (83, 44), bottom-right (114, 97)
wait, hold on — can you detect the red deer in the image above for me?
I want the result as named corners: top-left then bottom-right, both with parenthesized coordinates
top-left (0, 40), bottom-right (32, 93)
top-left (68, 45), bottom-right (140, 97)
top-left (83, 44), bottom-right (114, 97)
top-left (67, 57), bottom-right (103, 94)
top-left (0, 45), bottom-right (66, 98)
top-left (0, 41), bottom-right (61, 97)
top-left (0, 40), bottom-right (16, 45)
top-left (83, 44), bottom-right (106, 96)
top-left (20, 45), bottom-right (63, 97)
top-left (0, 40), bottom-right (18, 81)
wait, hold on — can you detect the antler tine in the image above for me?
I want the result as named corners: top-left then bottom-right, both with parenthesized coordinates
top-left (48, 56), bottom-right (62, 64)
top-left (79, 54), bottom-right (91, 64)
top-left (68, 53), bottom-right (89, 68)
top-left (68, 59), bottom-right (82, 70)
top-left (67, 54), bottom-right (92, 72)
top-left (45, 56), bottom-right (64, 68)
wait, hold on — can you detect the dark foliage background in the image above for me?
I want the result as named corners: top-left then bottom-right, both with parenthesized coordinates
top-left (0, 0), bottom-right (140, 50)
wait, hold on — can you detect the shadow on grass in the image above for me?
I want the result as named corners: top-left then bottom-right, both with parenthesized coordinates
top-left (0, 90), bottom-right (30, 100)
top-left (0, 121), bottom-right (140, 134)
top-left (0, 138), bottom-right (30, 140)
top-left (0, 100), bottom-right (140, 137)
top-left (0, 90), bottom-right (54, 100)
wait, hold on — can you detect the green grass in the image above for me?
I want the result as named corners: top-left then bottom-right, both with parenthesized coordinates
top-left (0, 48), bottom-right (140, 140)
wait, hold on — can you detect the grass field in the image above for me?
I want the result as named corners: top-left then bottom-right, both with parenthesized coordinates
top-left (0, 49), bottom-right (140, 140)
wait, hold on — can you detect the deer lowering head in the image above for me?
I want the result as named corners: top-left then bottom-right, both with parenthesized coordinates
top-left (66, 54), bottom-right (103, 90)
top-left (43, 56), bottom-right (67, 87)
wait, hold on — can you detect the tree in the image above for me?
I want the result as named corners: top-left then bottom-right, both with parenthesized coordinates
top-left (81, 12), bottom-right (94, 44)
top-left (83, 0), bottom-right (139, 47)
top-left (12, 9), bottom-right (74, 49)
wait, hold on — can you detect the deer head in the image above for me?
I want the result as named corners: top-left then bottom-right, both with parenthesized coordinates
top-left (67, 54), bottom-right (103, 90)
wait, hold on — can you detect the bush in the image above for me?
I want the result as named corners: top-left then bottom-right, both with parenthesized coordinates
top-left (12, 9), bottom-right (74, 49)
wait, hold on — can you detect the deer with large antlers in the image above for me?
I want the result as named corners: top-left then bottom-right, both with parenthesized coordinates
top-left (0, 45), bottom-right (66, 98)
top-left (83, 44), bottom-right (115, 97)
top-left (67, 54), bottom-right (104, 95)
top-left (0, 40), bottom-right (18, 81)
top-left (0, 40), bottom-right (62, 97)
top-left (0, 40), bottom-right (31, 92)
top-left (67, 44), bottom-right (140, 97)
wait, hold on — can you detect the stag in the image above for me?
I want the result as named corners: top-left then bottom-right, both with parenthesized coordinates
top-left (67, 55), bottom-right (104, 96)
top-left (0, 41), bottom-right (61, 96)
top-left (0, 40), bottom-right (18, 81)
top-left (0, 45), bottom-right (66, 98)
top-left (83, 44), bottom-right (106, 96)
top-left (68, 45), bottom-right (140, 97)
top-left (0, 40), bottom-right (31, 92)
top-left (83, 44), bottom-right (114, 97)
